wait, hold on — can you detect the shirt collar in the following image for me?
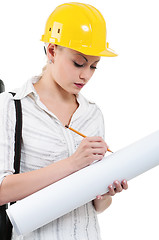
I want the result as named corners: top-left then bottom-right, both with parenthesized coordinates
top-left (12, 76), bottom-right (40, 100)
top-left (12, 76), bottom-right (94, 112)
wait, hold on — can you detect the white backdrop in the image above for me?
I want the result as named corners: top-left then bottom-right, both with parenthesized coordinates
top-left (0, 0), bottom-right (159, 239)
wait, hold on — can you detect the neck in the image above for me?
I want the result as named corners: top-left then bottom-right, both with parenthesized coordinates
top-left (34, 67), bottom-right (76, 103)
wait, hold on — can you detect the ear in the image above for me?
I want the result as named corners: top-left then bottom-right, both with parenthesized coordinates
top-left (47, 44), bottom-right (58, 62)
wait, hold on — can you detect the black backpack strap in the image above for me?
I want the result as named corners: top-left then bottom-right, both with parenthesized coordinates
top-left (0, 79), bottom-right (5, 92)
top-left (5, 92), bottom-right (22, 239)
top-left (9, 92), bottom-right (22, 175)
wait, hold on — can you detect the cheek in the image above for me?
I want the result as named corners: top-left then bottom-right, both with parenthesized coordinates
top-left (91, 71), bottom-right (95, 79)
top-left (59, 63), bottom-right (78, 82)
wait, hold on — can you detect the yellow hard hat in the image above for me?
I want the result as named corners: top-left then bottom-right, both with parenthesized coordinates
top-left (41, 2), bottom-right (117, 57)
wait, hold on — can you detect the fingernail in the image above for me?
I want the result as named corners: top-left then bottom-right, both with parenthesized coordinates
top-left (98, 196), bottom-right (103, 200)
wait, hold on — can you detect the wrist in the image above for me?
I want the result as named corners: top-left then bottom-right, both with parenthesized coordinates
top-left (93, 195), bottom-right (112, 213)
top-left (66, 155), bottom-right (78, 173)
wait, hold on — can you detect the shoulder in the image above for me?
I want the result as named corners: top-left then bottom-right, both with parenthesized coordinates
top-left (0, 91), bottom-right (14, 103)
top-left (0, 92), bottom-right (15, 114)
top-left (78, 93), bottom-right (103, 114)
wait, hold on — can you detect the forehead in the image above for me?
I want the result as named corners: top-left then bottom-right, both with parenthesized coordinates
top-left (63, 47), bottom-right (101, 62)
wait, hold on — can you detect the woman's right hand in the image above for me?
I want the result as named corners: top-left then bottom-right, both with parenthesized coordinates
top-left (70, 136), bottom-right (108, 171)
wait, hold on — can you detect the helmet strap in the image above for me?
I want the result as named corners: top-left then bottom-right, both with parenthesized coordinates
top-left (44, 46), bottom-right (47, 55)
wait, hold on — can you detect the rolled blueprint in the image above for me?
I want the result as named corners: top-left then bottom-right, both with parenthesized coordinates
top-left (7, 130), bottom-right (159, 236)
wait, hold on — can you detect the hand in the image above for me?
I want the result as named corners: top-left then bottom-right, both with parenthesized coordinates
top-left (70, 136), bottom-right (108, 171)
top-left (96, 179), bottom-right (128, 200)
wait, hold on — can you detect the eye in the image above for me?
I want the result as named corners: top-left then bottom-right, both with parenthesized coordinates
top-left (73, 62), bottom-right (84, 68)
top-left (90, 66), bottom-right (97, 69)
top-left (73, 61), bottom-right (97, 69)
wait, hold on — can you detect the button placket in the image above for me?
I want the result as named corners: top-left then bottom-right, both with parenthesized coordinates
top-left (61, 126), bottom-right (76, 157)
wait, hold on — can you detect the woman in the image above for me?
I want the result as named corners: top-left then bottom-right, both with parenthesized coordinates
top-left (0, 2), bottom-right (128, 239)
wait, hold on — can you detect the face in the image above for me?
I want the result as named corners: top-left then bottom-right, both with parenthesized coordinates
top-left (48, 45), bottom-right (100, 95)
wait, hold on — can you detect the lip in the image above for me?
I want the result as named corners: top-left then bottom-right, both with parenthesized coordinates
top-left (74, 83), bottom-right (85, 89)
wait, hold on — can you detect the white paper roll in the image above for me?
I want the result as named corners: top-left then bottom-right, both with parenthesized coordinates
top-left (7, 130), bottom-right (159, 236)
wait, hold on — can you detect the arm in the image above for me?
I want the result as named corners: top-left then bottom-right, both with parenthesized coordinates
top-left (0, 156), bottom-right (75, 205)
top-left (0, 136), bottom-right (107, 206)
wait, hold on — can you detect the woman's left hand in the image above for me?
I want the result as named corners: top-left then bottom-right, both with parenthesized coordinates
top-left (96, 179), bottom-right (128, 200)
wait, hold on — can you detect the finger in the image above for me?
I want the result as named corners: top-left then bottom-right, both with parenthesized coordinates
top-left (86, 136), bottom-right (104, 142)
top-left (90, 142), bottom-right (108, 151)
top-left (87, 137), bottom-right (108, 150)
top-left (96, 195), bottom-right (103, 200)
top-left (91, 143), bottom-right (107, 150)
top-left (108, 185), bottom-right (116, 196)
top-left (92, 148), bottom-right (106, 156)
top-left (121, 179), bottom-right (128, 190)
top-left (114, 180), bottom-right (122, 193)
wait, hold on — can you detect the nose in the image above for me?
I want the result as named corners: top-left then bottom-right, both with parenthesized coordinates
top-left (79, 68), bottom-right (94, 82)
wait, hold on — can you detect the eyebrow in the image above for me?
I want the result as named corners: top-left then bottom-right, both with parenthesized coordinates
top-left (74, 53), bottom-right (100, 63)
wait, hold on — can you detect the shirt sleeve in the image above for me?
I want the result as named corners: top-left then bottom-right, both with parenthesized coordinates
top-left (0, 92), bottom-right (16, 185)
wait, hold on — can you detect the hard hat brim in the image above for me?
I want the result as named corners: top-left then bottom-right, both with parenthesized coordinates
top-left (75, 48), bottom-right (118, 57)
top-left (68, 46), bottom-right (118, 57)
top-left (98, 48), bottom-right (118, 57)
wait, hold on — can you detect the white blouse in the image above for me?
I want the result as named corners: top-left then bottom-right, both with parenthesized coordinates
top-left (0, 76), bottom-right (105, 240)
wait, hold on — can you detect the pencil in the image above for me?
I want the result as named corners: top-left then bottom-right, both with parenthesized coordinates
top-left (65, 125), bottom-right (113, 153)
